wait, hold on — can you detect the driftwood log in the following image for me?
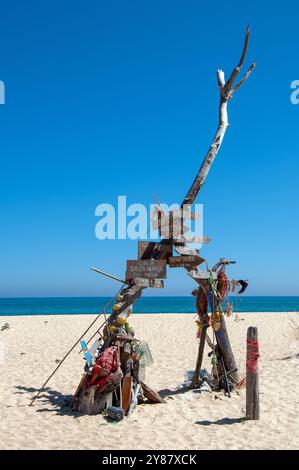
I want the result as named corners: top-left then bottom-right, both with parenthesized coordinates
top-left (140, 381), bottom-right (166, 404)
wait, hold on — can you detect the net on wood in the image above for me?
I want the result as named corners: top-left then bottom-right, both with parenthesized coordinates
top-left (135, 341), bottom-right (154, 368)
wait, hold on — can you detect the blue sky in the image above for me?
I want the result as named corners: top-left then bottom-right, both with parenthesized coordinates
top-left (0, 0), bottom-right (298, 297)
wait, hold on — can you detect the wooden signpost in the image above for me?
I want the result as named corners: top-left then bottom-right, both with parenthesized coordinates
top-left (171, 208), bottom-right (199, 221)
top-left (126, 259), bottom-right (167, 283)
top-left (151, 208), bottom-right (201, 240)
top-left (133, 278), bottom-right (164, 288)
top-left (188, 270), bottom-right (217, 281)
top-left (173, 236), bottom-right (211, 244)
top-left (151, 217), bottom-right (189, 239)
top-left (174, 244), bottom-right (200, 256)
top-left (168, 255), bottom-right (204, 268)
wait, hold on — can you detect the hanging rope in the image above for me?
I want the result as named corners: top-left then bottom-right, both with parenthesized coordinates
top-left (246, 339), bottom-right (259, 373)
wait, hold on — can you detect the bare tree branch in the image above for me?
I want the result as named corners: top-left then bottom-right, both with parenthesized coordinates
top-left (230, 61), bottom-right (256, 95)
top-left (223, 25), bottom-right (250, 95)
top-left (182, 26), bottom-right (255, 206)
top-left (217, 68), bottom-right (226, 88)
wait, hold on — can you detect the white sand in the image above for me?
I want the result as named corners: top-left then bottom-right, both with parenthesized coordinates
top-left (0, 312), bottom-right (298, 450)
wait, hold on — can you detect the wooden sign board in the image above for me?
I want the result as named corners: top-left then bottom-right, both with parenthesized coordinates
top-left (152, 217), bottom-right (189, 237)
top-left (161, 225), bottom-right (189, 240)
top-left (151, 208), bottom-right (199, 222)
top-left (133, 278), bottom-right (164, 288)
top-left (138, 241), bottom-right (172, 260)
top-left (151, 213), bottom-right (207, 242)
top-left (171, 208), bottom-right (199, 221)
top-left (168, 255), bottom-right (205, 268)
top-left (126, 259), bottom-right (167, 282)
top-left (174, 244), bottom-right (199, 256)
top-left (189, 270), bottom-right (217, 280)
top-left (122, 376), bottom-right (133, 414)
top-left (173, 236), bottom-right (211, 244)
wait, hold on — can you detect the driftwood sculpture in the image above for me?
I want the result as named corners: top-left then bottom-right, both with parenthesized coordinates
top-left (30, 27), bottom-right (255, 414)
top-left (72, 26), bottom-right (255, 413)
top-left (98, 26), bottom-right (253, 377)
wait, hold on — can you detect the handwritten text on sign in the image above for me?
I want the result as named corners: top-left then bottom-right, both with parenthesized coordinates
top-left (126, 260), bottom-right (167, 282)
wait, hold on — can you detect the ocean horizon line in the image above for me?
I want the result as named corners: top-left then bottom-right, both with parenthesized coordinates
top-left (1, 294), bottom-right (299, 300)
top-left (0, 295), bottom-right (298, 316)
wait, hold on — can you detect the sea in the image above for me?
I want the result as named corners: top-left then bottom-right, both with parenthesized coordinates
top-left (0, 296), bottom-right (298, 316)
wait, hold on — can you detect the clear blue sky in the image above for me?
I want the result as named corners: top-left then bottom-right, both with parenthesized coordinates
top-left (0, 0), bottom-right (298, 297)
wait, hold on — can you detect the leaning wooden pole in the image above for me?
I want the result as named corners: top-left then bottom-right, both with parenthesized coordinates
top-left (191, 325), bottom-right (207, 388)
top-left (191, 286), bottom-right (209, 388)
top-left (246, 326), bottom-right (260, 420)
top-left (215, 311), bottom-right (239, 383)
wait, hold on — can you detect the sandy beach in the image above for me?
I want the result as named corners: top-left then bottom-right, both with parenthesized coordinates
top-left (0, 312), bottom-right (298, 450)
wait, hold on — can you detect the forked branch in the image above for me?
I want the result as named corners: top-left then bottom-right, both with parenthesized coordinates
top-left (223, 25), bottom-right (251, 95)
top-left (182, 26), bottom-right (255, 206)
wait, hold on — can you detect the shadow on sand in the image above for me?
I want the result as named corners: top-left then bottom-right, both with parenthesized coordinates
top-left (15, 385), bottom-right (75, 417)
top-left (158, 387), bottom-right (191, 398)
top-left (195, 417), bottom-right (243, 426)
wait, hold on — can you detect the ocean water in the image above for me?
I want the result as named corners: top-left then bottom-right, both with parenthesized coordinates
top-left (0, 296), bottom-right (298, 316)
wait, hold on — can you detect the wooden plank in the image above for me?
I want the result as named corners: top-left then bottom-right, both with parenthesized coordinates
top-left (246, 327), bottom-right (260, 420)
top-left (151, 217), bottom-right (189, 235)
top-left (188, 270), bottom-right (217, 280)
top-left (152, 211), bottom-right (190, 240)
top-left (138, 241), bottom-right (172, 260)
top-left (151, 208), bottom-right (199, 224)
top-left (171, 208), bottom-right (199, 220)
top-left (121, 376), bottom-right (133, 414)
top-left (168, 255), bottom-right (205, 268)
top-left (151, 211), bottom-right (205, 241)
top-left (70, 373), bottom-right (88, 410)
top-left (140, 381), bottom-right (166, 404)
top-left (174, 244), bottom-right (199, 256)
top-left (126, 259), bottom-right (167, 282)
top-left (133, 278), bottom-right (164, 288)
top-left (173, 236), bottom-right (211, 244)
top-left (161, 224), bottom-right (189, 240)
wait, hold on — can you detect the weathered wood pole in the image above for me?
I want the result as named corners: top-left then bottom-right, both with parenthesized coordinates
top-left (191, 324), bottom-right (207, 388)
top-left (246, 326), bottom-right (260, 420)
top-left (215, 310), bottom-right (239, 383)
